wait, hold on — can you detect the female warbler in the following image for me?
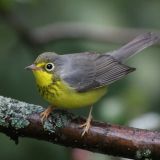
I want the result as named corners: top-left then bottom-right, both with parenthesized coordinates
top-left (26, 32), bottom-right (159, 136)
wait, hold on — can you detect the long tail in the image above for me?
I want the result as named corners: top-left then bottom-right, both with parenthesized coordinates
top-left (108, 32), bottom-right (159, 62)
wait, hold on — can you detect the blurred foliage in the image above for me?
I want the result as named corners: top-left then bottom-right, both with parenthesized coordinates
top-left (0, 0), bottom-right (160, 160)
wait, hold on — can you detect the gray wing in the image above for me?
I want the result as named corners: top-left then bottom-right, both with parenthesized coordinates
top-left (58, 52), bottom-right (135, 92)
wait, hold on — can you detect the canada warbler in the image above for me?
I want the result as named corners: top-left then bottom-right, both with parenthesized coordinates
top-left (26, 32), bottom-right (159, 136)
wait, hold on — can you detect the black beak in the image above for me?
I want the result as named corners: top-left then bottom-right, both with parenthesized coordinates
top-left (25, 64), bottom-right (41, 70)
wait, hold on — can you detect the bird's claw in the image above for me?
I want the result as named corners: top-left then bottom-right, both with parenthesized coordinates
top-left (40, 106), bottom-right (54, 122)
top-left (79, 115), bottom-right (92, 137)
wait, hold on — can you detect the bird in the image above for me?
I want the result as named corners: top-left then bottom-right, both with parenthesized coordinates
top-left (25, 32), bottom-right (159, 136)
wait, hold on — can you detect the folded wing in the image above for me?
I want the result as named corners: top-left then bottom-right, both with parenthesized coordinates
top-left (61, 52), bottom-right (135, 92)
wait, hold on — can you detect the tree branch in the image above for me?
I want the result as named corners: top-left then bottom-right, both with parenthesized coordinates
top-left (0, 96), bottom-right (159, 160)
top-left (32, 23), bottom-right (160, 45)
top-left (1, 9), bottom-right (160, 47)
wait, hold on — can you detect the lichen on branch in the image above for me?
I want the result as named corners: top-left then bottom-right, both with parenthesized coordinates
top-left (0, 95), bottom-right (160, 160)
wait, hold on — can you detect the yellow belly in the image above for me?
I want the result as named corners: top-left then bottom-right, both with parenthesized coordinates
top-left (38, 81), bottom-right (107, 109)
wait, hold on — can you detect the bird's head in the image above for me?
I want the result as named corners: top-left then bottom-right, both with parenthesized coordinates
top-left (25, 52), bottom-right (58, 87)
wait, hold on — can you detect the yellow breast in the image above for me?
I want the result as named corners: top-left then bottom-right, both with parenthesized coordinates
top-left (33, 69), bottom-right (107, 109)
top-left (38, 81), bottom-right (107, 109)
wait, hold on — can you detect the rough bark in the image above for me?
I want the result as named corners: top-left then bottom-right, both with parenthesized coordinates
top-left (0, 96), bottom-right (159, 160)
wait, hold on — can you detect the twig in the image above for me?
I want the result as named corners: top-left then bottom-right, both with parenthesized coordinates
top-left (0, 95), bottom-right (159, 160)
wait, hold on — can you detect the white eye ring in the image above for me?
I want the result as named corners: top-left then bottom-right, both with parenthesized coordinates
top-left (45, 63), bottom-right (55, 72)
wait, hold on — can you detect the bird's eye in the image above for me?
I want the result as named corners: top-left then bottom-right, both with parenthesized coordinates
top-left (45, 63), bottom-right (54, 72)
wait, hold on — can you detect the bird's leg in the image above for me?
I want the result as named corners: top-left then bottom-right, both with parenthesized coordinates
top-left (80, 105), bottom-right (93, 136)
top-left (40, 106), bottom-right (54, 122)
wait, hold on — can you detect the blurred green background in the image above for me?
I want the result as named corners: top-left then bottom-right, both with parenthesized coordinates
top-left (0, 0), bottom-right (160, 160)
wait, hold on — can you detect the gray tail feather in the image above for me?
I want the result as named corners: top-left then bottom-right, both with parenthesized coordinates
top-left (108, 32), bottom-right (159, 62)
